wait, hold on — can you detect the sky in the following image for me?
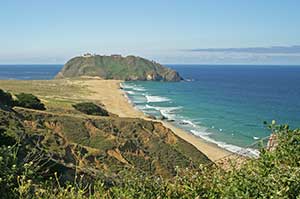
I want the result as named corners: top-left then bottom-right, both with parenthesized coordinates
top-left (1, 0), bottom-right (300, 64)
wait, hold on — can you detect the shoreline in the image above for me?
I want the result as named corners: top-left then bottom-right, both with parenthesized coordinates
top-left (80, 79), bottom-right (233, 162)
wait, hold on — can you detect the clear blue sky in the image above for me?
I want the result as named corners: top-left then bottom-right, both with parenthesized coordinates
top-left (1, 0), bottom-right (300, 64)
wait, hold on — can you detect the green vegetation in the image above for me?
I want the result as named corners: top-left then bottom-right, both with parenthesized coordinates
top-left (15, 93), bottom-right (46, 110)
top-left (0, 86), bottom-right (209, 198)
top-left (1, 116), bottom-right (299, 198)
top-left (0, 80), bottom-right (87, 98)
top-left (0, 89), bottom-right (45, 110)
top-left (0, 89), bottom-right (14, 108)
top-left (56, 55), bottom-right (183, 81)
top-left (0, 79), bottom-right (89, 112)
top-left (73, 102), bottom-right (109, 116)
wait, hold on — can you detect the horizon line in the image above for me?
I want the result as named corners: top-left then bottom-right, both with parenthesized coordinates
top-left (1, 63), bottom-right (300, 66)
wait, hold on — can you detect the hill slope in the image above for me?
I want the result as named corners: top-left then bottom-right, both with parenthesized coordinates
top-left (55, 55), bottom-right (183, 81)
top-left (0, 80), bottom-right (209, 185)
top-left (0, 105), bottom-right (210, 182)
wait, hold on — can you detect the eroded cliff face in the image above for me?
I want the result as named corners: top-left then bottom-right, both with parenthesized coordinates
top-left (55, 55), bottom-right (183, 82)
top-left (144, 70), bottom-right (182, 81)
top-left (0, 106), bottom-right (209, 183)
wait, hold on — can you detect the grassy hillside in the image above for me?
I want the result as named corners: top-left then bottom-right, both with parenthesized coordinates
top-left (0, 80), bottom-right (210, 198)
top-left (1, 106), bottom-right (299, 198)
top-left (55, 55), bottom-right (183, 81)
top-left (0, 79), bottom-right (89, 112)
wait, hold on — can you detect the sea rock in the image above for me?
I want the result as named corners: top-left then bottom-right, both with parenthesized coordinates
top-left (55, 54), bottom-right (183, 82)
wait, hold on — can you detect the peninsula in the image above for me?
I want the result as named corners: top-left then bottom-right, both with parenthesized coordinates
top-left (56, 54), bottom-right (183, 81)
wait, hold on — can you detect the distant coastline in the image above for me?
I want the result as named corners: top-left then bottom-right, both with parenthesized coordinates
top-left (1, 64), bottom-right (300, 160)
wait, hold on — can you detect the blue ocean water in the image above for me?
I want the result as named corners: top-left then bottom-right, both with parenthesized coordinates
top-left (1, 64), bottom-right (300, 154)
top-left (122, 65), bottom-right (300, 154)
top-left (0, 65), bottom-right (62, 80)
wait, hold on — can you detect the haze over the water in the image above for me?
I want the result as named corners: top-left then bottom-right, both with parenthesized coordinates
top-left (1, 0), bottom-right (300, 65)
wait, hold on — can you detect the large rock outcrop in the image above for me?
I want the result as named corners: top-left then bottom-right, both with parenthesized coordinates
top-left (55, 54), bottom-right (183, 81)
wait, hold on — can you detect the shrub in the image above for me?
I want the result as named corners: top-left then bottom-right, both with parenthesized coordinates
top-left (0, 89), bottom-right (14, 108)
top-left (15, 93), bottom-right (46, 110)
top-left (72, 102), bottom-right (109, 116)
top-left (0, 144), bottom-right (37, 199)
top-left (1, 121), bottom-right (299, 198)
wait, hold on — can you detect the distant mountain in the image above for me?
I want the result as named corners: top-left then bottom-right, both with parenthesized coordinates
top-left (55, 54), bottom-right (183, 81)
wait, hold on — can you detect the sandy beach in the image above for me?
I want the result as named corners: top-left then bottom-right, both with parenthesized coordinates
top-left (79, 79), bottom-right (233, 162)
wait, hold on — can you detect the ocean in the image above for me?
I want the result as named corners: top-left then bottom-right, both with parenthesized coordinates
top-left (1, 64), bottom-right (300, 155)
top-left (0, 64), bottom-right (62, 80)
top-left (121, 65), bottom-right (300, 155)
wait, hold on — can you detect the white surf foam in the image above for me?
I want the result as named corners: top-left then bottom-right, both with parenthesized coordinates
top-left (125, 93), bottom-right (147, 104)
top-left (135, 105), bottom-right (147, 110)
top-left (145, 104), bottom-right (181, 111)
top-left (185, 78), bottom-right (194, 82)
top-left (125, 90), bottom-right (135, 95)
top-left (182, 120), bottom-right (198, 128)
top-left (121, 83), bottom-right (260, 158)
top-left (145, 105), bottom-right (181, 119)
top-left (121, 85), bottom-right (146, 106)
top-left (190, 129), bottom-right (259, 158)
top-left (190, 129), bottom-right (211, 136)
top-left (120, 83), bottom-right (146, 91)
top-left (132, 87), bottom-right (146, 91)
top-left (145, 95), bottom-right (170, 103)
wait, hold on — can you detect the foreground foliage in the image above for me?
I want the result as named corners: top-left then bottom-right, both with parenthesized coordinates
top-left (0, 89), bottom-right (46, 110)
top-left (15, 93), bottom-right (46, 110)
top-left (1, 121), bottom-right (299, 198)
top-left (72, 102), bottom-right (109, 116)
top-left (0, 89), bottom-right (14, 108)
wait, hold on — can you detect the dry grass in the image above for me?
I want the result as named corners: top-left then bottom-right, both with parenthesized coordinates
top-left (0, 79), bottom-right (90, 111)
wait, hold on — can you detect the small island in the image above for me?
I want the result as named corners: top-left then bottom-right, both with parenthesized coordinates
top-left (55, 54), bottom-right (183, 81)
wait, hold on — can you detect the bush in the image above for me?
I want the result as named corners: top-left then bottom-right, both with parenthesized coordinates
top-left (72, 102), bottom-right (109, 116)
top-left (1, 121), bottom-right (300, 198)
top-left (0, 144), bottom-right (38, 199)
top-left (54, 123), bottom-right (300, 198)
top-left (0, 89), bottom-right (14, 108)
top-left (15, 93), bottom-right (46, 110)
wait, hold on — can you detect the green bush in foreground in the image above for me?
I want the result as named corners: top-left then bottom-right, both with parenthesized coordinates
top-left (0, 144), bottom-right (39, 199)
top-left (73, 102), bottom-right (109, 116)
top-left (15, 93), bottom-right (46, 110)
top-left (1, 123), bottom-right (300, 198)
top-left (0, 89), bottom-right (14, 108)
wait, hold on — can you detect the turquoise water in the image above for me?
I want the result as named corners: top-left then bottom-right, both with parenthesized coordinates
top-left (122, 65), bottom-right (300, 155)
top-left (1, 64), bottom-right (300, 155)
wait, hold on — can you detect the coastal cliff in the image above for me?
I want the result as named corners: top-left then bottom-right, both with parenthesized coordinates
top-left (0, 81), bottom-right (209, 186)
top-left (0, 106), bottom-right (209, 181)
top-left (55, 54), bottom-right (183, 81)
